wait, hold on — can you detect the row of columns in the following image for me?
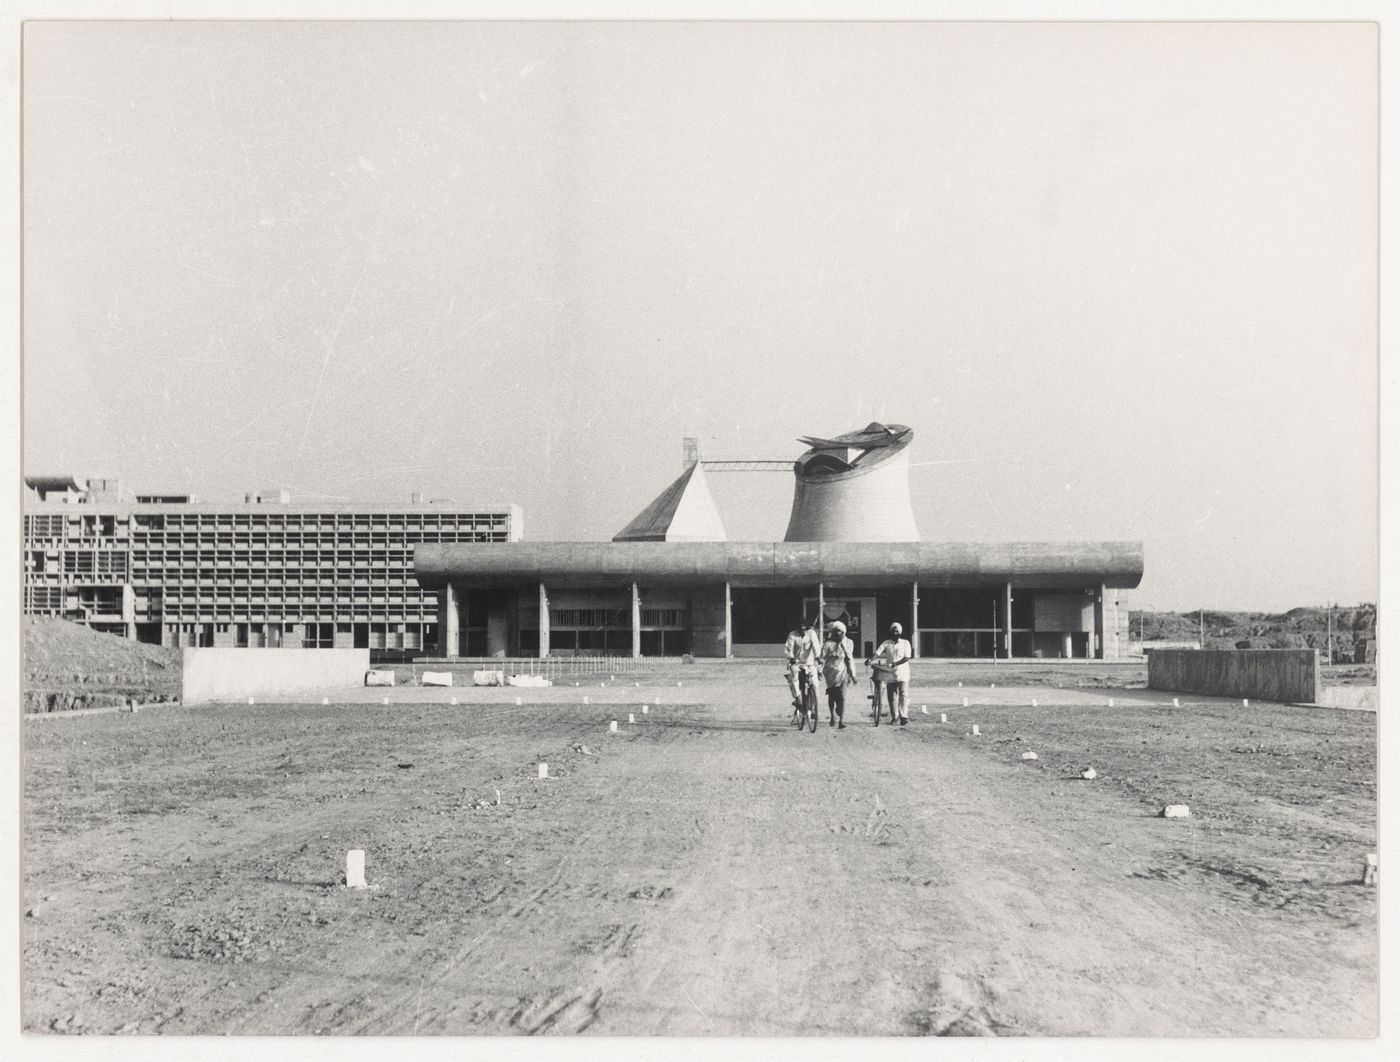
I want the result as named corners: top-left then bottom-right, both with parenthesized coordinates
top-left (546, 576), bottom-right (733, 660)
top-left (453, 580), bottom-right (736, 659)
top-left (438, 580), bottom-right (1108, 660)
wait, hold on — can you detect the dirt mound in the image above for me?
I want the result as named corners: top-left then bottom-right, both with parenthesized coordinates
top-left (24, 618), bottom-right (181, 713)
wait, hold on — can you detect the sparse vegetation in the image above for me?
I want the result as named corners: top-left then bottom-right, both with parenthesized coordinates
top-left (1133, 606), bottom-right (1376, 660)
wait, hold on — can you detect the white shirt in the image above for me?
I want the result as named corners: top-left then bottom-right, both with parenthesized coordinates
top-left (873, 637), bottom-right (912, 682)
top-left (785, 628), bottom-right (822, 668)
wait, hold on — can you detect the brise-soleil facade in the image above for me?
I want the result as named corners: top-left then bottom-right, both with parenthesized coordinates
top-left (22, 475), bottom-right (520, 659)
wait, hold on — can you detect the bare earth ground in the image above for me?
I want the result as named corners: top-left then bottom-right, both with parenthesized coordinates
top-left (22, 663), bottom-right (1376, 1037)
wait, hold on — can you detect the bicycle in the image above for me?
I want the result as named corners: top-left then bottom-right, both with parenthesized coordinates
top-left (794, 667), bottom-right (819, 733)
top-left (868, 662), bottom-right (893, 726)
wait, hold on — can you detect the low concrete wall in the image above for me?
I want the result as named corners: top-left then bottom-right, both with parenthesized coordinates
top-left (1147, 649), bottom-right (1320, 704)
top-left (1318, 686), bottom-right (1378, 711)
top-left (182, 648), bottom-right (370, 704)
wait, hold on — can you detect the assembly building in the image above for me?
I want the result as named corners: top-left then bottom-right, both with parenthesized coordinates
top-left (415, 423), bottom-right (1143, 660)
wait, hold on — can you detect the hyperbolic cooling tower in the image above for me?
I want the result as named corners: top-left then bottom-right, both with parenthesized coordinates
top-left (782, 422), bottom-right (920, 542)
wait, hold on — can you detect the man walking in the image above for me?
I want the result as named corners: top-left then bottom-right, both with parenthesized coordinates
top-left (821, 620), bottom-right (857, 729)
top-left (871, 622), bottom-right (914, 725)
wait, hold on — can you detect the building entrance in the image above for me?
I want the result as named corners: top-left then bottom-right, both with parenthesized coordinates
top-left (804, 596), bottom-right (877, 659)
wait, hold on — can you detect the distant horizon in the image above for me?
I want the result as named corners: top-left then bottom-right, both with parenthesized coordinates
top-left (20, 460), bottom-right (1375, 617)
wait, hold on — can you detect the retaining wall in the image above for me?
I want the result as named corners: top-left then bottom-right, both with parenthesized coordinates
top-left (1147, 649), bottom-right (1320, 704)
top-left (182, 648), bottom-right (370, 704)
top-left (1317, 686), bottom-right (1378, 711)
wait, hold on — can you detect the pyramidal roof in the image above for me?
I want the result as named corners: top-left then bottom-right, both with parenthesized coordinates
top-left (613, 462), bottom-right (727, 542)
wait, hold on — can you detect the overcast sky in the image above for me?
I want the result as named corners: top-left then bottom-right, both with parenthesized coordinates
top-left (20, 19), bottom-right (1377, 612)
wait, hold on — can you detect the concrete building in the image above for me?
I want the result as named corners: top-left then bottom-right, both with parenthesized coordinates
top-left (417, 423), bottom-right (1141, 660)
top-left (23, 475), bottom-right (521, 658)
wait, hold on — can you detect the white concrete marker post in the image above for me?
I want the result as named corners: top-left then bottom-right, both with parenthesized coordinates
top-left (940, 713), bottom-right (948, 723)
top-left (609, 721), bottom-right (618, 733)
top-left (1031, 698), bottom-right (1038, 708)
top-left (654, 696), bottom-right (660, 705)
top-left (450, 697), bottom-right (458, 706)
top-left (1172, 697), bottom-right (1180, 707)
top-left (515, 696), bottom-right (522, 706)
top-left (537, 763), bottom-right (549, 779)
top-left (972, 725), bottom-right (980, 736)
top-left (322, 697), bottom-right (329, 705)
top-left (1108, 698), bottom-right (1115, 708)
top-left (1363, 853), bottom-right (1378, 886)
top-left (962, 697), bottom-right (969, 707)
top-left (382, 696), bottom-right (389, 706)
top-left (584, 696), bottom-right (589, 704)
top-left (1243, 699), bottom-right (1249, 707)
top-left (921, 705), bottom-right (928, 715)
top-left (346, 850), bottom-right (366, 889)
top-left (628, 713), bottom-right (635, 724)
top-left (248, 697), bottom-right (255, 706)
top-left (1163, 804), bottom-right (1190, 818)
top-left (642, 705), bottom-right (648, 714)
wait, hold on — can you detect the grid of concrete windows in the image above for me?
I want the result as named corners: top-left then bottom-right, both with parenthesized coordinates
top-left (23, 476), bottom-right (521, 658)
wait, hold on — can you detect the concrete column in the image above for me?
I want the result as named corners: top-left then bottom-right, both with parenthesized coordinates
top-left (631, 581), bottom-right (641, 659)
top-left (1109, 591), bottom-right (1120, 659)
top-left (1063, 632), bottom-right (1074, 659)
top-left (724, 580), bottom-right (732, 658)
top-left (1093, 584), bottom-right (1106, 660)
top-left (538, 583), bottom-right (550, 659)
top-left (121, 584), bottom-right (136, 640)
top-left (992, 597), bottom-right (999, 660)
top-left (911, 582), bottom-right (920, 658)
top-left (817, 582), bottom-right (825, 631)
top-left (1003, 583), bottom-right (1014, 660)
top-left (437, 584), bottom-right (459, 657)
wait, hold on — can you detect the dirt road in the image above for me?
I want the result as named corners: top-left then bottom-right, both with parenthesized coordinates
top-left (22, 669), bottom-right (1376, 1036)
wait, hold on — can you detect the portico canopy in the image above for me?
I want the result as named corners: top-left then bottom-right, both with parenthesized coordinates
top-left (414, 540), bottom-right (1144, 591)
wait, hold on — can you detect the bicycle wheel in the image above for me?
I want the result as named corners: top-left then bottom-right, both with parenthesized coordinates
top-left (805, 683), bottom-right (819, 732)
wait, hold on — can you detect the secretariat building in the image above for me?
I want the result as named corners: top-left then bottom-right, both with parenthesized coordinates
top-left (22, 475), bottom-right (520, 658)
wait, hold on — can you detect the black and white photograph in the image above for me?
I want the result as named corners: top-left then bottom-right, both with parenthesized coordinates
top-left (6, 2), bottom-right (1391, 1051)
